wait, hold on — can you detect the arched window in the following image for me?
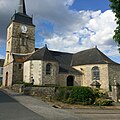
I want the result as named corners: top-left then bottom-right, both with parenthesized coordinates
top-left (91, 66), bottom-right (100, 80)
top-left (46, 63), bottom-right (52, 75)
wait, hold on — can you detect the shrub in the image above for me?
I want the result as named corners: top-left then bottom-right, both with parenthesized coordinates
top-left (93, 88), bottom-right (108, 98)
top-left (55, 86), bottom-right (95, 105)
top-left (24, 83), bottom-right (33, 87)
top-left (94, 98), bottom-right (113, 106)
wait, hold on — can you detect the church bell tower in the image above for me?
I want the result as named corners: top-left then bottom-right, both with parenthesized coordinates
top-left (3, 0), bottom-right (35, 86)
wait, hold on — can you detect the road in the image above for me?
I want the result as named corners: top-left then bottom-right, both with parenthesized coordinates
top-left (1, 88), bottom-right (120, 120)
top-left (0, 89), bottom-right (46, 120)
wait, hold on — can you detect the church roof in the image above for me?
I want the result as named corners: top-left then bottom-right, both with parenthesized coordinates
top-left (13, 54), bottom-right (31, 63)
top-left (0, 59), bottom-right (4, 67)
top-left (50, 50), bottom-right (73, 66)
top-left (11, 13), bottom-right (34, 26)
top-left (25, 46), bottom-right (119, 74)
top-left (10, 0), bottom-right (34, 26)
top-left (59, 65), bottom-right (82, 75)
top-left (27, 46), bottom-right (58, 62)
top-left (72, 47), bottom-right (119, 66)
top-left (18, 0), bottom-right (26, 15)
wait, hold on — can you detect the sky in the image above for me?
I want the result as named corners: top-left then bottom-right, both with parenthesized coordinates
top-left (0, 0), bottom-right (120, 63)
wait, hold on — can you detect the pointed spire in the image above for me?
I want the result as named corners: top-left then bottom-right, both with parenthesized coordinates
top-left (18, 0), bottom-right (26, 14)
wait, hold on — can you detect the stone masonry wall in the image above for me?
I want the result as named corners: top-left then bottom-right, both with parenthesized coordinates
top-left (108, 64), bottom-right (120, 85)
top-left (57, 74), bottom-right (81, 86)
top-left (42, 61), bottom-right (59, 86)
top-left (24, 87), bottom-right (56, 100)
top-left (73, 64), bottom-right (109, 91)
top-left (3, 62), bottom-right (13, 86)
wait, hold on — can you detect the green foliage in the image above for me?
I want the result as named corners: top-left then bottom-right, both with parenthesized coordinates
top-left (24, 83), bottom-right (33, 87)
top-left (93, 88), bottom-right (107, 98)
top-left (55, 86), bottom-right (95, 105)
top-left (109, 0), bottom-right (120, 50)
top-left (94, 98), bottom-right (113, 106)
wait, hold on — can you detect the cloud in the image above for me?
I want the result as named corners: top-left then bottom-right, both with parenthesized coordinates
top-left (0, 0), bottom-right (119, 63)
top-left (45, 9), bottom-right (119, 57)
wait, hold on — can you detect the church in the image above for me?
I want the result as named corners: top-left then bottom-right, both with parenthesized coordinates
top-left (2, 0), bottom-right (120, 93)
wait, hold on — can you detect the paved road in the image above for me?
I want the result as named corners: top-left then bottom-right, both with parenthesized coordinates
top-left (1, 88), bottom-right (120, 120)
top-left (0, 89), bottom-right (46, 120)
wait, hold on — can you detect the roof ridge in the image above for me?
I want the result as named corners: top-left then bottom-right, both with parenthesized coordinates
top-left (96, 48), bottom-right (117, 64)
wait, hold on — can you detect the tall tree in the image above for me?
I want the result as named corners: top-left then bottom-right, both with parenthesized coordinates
top-left (109, 0), bottom-right (120, 51)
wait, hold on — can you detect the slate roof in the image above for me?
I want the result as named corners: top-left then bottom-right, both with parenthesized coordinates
top-left (59, 65), bottom-right (82, 75)
top-left (25, 46), bottom-right (119, 74)
top-left (27, 47), bottom-right (58, 62)
top-left (10, 0), bottom-right (34, 26)
top-left (0, 59), bottom-right (5, 67)
top-left (72, 47), bottom-right (119, 66)
top-left (50, 50), bottom-right (73, 66)
top-left (49, 50), bottom-right (81, 74)
top-left (11, 13), bottom-right (34, 26)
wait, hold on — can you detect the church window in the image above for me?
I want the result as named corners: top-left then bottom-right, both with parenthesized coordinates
top-left (46, 63), bottom-right (52, 75)
top-left (19, 64), bottom-right (22, 69)
top-left (20, 38), bottom-right (26, 46)
top-left (91, 66), bottom-right (100, 80)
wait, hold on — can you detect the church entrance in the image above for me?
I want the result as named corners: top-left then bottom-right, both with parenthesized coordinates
top-left (67, 76), bottom-right (74, 86)
top-left (5, 72), bottom-right (8, 87)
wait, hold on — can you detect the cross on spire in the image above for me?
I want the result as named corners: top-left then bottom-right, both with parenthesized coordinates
top-left (18, 0), bottom-right (26, 14)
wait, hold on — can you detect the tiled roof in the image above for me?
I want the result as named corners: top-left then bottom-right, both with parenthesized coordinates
top-left (0, 59), bottom-right (5, 67)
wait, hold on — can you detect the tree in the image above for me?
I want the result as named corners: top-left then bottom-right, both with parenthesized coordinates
top-left (109, 0), bottom-right (120, 51)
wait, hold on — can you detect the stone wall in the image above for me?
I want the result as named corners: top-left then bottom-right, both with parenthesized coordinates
top-left (42, 61), bottom-right (59, 85)
top-left (24, 60), bottom-right (59, 86)
top-left (73, 64), bottom-right (109, 90)
top-left (24, 87), bottom-right (56, 100)
top-left (57, 74), bottom-right (81, 86)
top-left (24, 60), bottom-right (43, 85)
top-left (13, 63), bottom-right (23, 84)
top-left (108, 64), bottom-right (120, 85)
top-left (3, 62), bottom-right (13, 86)
top-left (7, 22), bottom-right (35, 54)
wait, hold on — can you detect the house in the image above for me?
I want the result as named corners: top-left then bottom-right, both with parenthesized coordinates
top-left (0, 59), bottom-right (5, 82)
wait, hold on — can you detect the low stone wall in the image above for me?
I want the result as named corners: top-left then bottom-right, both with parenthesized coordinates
top-left (24, 87), bottom-right (56, 100)
top-left (12, 84), bottom-right (24, 93)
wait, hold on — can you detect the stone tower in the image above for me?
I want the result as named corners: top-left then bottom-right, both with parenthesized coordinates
top-left (3, 0), bottom-right (35, 86)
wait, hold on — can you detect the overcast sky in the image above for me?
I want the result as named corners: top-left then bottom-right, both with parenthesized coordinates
top-left (0, 0), bottom-right (120, 63)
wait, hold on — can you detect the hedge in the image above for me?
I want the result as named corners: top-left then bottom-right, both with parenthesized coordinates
top-left (55, 86), bottom-right (95, 105)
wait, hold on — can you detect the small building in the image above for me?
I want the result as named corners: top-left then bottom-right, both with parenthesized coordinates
top-left (0, 59), bottom-right (5, 82)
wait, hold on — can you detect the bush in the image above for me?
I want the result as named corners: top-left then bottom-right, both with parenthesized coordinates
top-left (55, 86), bottom-right (95, 105)
top-left (94, 98), bottom-right (113, 106)
top-left (24, 83), bottom-right (33, 87)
